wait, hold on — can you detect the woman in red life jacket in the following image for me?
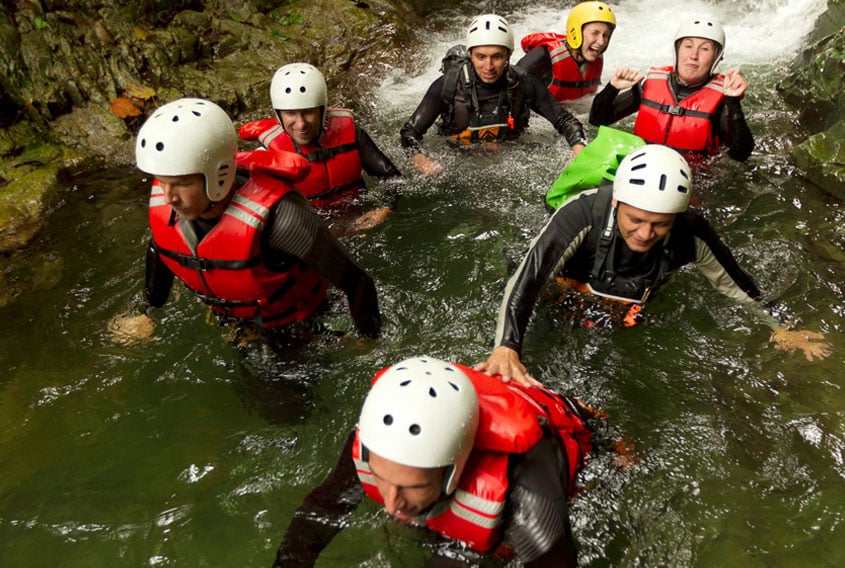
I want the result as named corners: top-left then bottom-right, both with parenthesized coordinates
top-left (516, 1), bottom-right (616, 101)
top-left (273, 356), bottom-right (595, 567)
top-left (589, 17), bottom-right (755, 162)
top-left (238, 63), bottom-right (403, 231)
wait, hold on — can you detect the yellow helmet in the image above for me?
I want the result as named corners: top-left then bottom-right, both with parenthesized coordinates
top-left (566, 1), bottom-right (616, 50)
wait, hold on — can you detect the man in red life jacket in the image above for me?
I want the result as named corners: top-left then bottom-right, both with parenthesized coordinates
top-left (133, 98), bottom-right (380, 340)
top-left (273, 356), bottom-right (594, 567)
top-left (475, 145), bottom-right (831, 387)
top-left (401, 14), bottom-right (586, 176)
top-left (238, 63), bottom-right (403, 231)
top-left (516, 1), bottom-right (616, 102)
top-left (589, 17), bottom-right (755, 162)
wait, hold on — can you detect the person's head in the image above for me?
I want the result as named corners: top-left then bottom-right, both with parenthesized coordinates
top-left (673, 18), bottom-right (725, 85)
top-left (358, 357), bottom-right (479, 521)
top-left (612, 145), bottom-right (692, 253)
top-left (270, 62), bottom-right (328, 145)
top-left (465, 14), bottom-right (514, 84)
top-left (135, 98), bottom-right (238, 221)
top-left (565, 1), bottom-right (616, 62)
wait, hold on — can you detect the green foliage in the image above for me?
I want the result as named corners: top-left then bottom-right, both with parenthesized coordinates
top-left (270, 9), bottom-right (303, 26)
top-left (33, 14), bottom-right (48, 30)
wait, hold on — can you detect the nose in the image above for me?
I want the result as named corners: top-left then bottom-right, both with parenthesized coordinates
top-left (382, 485), bottom-right (405, 517)
top-left (160, 183), bottom-right (179, 205)
top-left (636, 223), bottom-right (655, 241)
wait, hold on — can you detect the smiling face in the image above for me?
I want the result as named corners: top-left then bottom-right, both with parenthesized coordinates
top-left (155, 174), bottom-right (210, 221)
top-left (368, 451), bottom-right (445, 522)
top-left (615, 202), bottom-right (676, 253)
top-left (578, 22), bottom-right (613, 62)
top-left (469, 45), bottom-right (510, 84)
top-left (675, 36), bottom-right (718, 85)
top-left (278, 107), bottom-right (323, 145)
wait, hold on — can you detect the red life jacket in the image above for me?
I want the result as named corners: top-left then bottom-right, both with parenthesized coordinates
top-left (520, 32), bottom-right (603, 101)
top-left (633, 66), bottom-right (725, 154)
top-left (238, 109), bottom-right (364, 208)
top-left (352, 364), bottom-right (592, 552)
top-left (148, 161), bottom-right (328, 328)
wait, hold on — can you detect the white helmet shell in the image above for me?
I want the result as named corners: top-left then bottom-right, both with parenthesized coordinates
top-left (358, 357), bottom-right (479, 495)
top-left (613, 145), bottom-right (692, 214)
top-left (465, 14), bottom-right (514, 52)
top-left (270, 63), bottom-right (328, 111)
top-left (673, 18), bottom-right (725, 75)
top-left (135, 98), bottom-right (237, 202)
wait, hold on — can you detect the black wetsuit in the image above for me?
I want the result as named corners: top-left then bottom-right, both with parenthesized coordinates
top-left (144, 184), bottom-right (381, 337)
top-left (273, 429), bottom-right (578, 567)
top-left (588, 73), bottom-right (755, 162)
top-left (495, 185), bottom-right (761, 352)
top-left (354, 126), bottom-right (404, 211)
top-left (400, 64), bottom-right (586, 154)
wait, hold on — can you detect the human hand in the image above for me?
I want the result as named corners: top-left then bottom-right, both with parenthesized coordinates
top-left (412, 152), bottom-right (442, 176)
top-left (474, 346), bottom-right (543, 388)
top-left (722, 69), bottom-right (749, 98)
top-left (770, 327), bottom-right (832, 362)
top-left (571, 143), bottom-right (585, 157)
top-left (610, 67), bottom-right (643, 90)
top-left (349, 208), bottom-right (392, 232)
top-left (108, 312), bottom-right (155, 345)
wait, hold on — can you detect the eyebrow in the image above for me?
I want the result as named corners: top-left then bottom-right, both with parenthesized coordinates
top-left (369, 463), bottom-right (437, 490)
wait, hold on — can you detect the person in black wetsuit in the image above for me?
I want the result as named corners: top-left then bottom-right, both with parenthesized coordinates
top-left (475, 145), bottom-right (831, 387)
top-left (400, 13), bottom-right (587, 176)
top-left (132, 98), bottom-right (380, 342)
top-left (588, 17), bottom-right (754, 163)
top-left (238, 62), bottom-right (404, 232)
top-left (272, 356), bottom-right (595, 567)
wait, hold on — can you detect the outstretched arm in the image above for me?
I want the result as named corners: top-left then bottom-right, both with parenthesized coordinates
top-left (273, 431), bottom-right (365, 567)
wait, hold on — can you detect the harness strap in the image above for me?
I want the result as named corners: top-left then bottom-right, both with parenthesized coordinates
top-left (296, 142), bottom-right (359, 163)
top-left (551, 77), bottom-right (601, 89)
top-left (152, 241), bottom-right (260, 271)
top-left (639, 97), bottom-right (716, 119)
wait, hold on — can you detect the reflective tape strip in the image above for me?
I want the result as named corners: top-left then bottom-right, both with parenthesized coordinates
top-left (258, 125), bottom-right (285, 147)
top-left (149, 195), bottom-right (167, 207)
top-left (549, 44), bottom-right (571, 65)
top-left (450, 489), bottom-right (504, 529)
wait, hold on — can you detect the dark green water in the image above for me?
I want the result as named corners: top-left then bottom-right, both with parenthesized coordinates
top-left (1, 0), bottom-right (843, 566)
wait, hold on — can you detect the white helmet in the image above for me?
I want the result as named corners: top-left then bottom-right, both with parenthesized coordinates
top-left (465, 14), bottom-right (514, 52)
top-left (358, 357), bottom-right (479, 495)
top-left (136, 98), bottom-right (237, 202)
top-left (270, 63), bottom-right (328, 111)
top-left (613, 145), bottom-right (692, 214)
top-left (673, 18), bottom-right (725, 76)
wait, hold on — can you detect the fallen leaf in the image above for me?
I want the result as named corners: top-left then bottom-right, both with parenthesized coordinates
top-left (109, 97), bottom-right (142, 119)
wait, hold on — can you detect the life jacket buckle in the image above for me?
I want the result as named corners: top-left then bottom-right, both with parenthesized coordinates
top-left (666, 105), bottom-right (685, 116)
top-left (181, 256), bottom-right (209, 271)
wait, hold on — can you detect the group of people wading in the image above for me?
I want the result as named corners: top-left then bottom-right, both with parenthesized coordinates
top-left (111, 2), bottom-right (832, 565)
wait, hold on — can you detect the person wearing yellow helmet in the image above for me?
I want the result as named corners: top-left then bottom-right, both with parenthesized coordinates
top-left (516, 1), bottom-right (616, 101)
top-left (589, 17), bottom-right (755, 162)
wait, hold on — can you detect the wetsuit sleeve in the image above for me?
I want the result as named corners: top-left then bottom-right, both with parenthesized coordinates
top-left (719, 96), bottom-right (755, 162)
top-left (356, 126), bottom-right (404, 211)
top-left (265, 193), bottom-right (381, 337)
top-left (689, 212), bottom-right (761, 304)
top-left (144, 238), bottom-right (175, 308)
top-left (273, 430), bottom-right (365, 568)
top-left (588, 81), bottom-right (643, 126)
top-left (503, 432), bottom-right (578, 567)
top-left (524, 74), bottom-right (586, 148)
top-left (494, 192), bottom-right (595, 352)
top-left (400, 76), bottom-right (447, 155)
top-left (514, 47), bottom-right (553, 85)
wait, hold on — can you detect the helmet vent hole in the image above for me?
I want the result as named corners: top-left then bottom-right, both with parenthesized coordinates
top-left (409, 424), bottom-right (421, 435)
top-left (155, 142), bottom-right (165, 152)
top-left (399, 379), bottom-right (411, 386)
top-left (659, 174), bottom-right (667, 190)
top-left (448, 381), bottom-right (460, 391)
top-left (383, 414), bottom-right (393, 426)
top-left (629, 179), bottom-right (645, 186)
top-left (171, 116), bottom-right (179, 122)
top-left (428, 387), bottom-right (437, 398)
top-left (191, 110), bottom-right (201, 117)
top-left (140, 139), bottom-right (146, 148)
top-left (285, 87), bottom-right (292, 94)
top-left (299, 86), bottom-right (307, 93)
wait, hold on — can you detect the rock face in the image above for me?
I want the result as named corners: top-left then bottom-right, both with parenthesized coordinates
top-left (0, 0), bottom-right (425, 253)
top-left (776, 0), bottom-right (845, 200)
